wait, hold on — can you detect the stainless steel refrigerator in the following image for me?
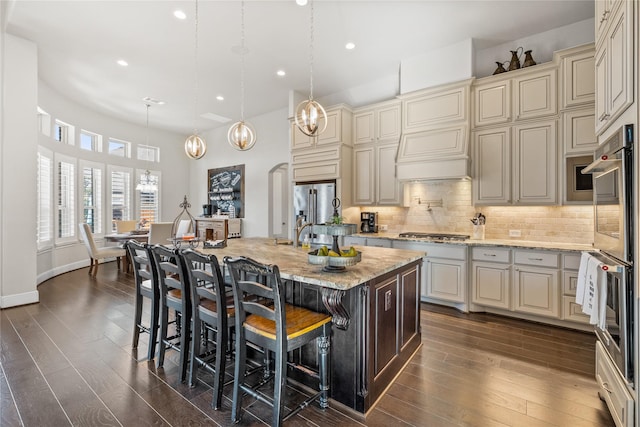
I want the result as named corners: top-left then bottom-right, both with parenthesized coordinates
top-left (293, 180), bottom-right (336, 246)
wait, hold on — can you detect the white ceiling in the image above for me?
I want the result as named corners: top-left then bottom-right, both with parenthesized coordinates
top-left (6, 0), bottom-right (594, 135)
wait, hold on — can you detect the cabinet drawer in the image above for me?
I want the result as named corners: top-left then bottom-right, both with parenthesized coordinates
top-left (596, 342), bottom-right (634, 427)
top-left (425, 244), bottom-right (467, 260)
top-left (562, 295), bottom-right (590, 324)
top-left (366, 238), bottom-right (392, 248)
top-left (471, 247), bottom-right (510, 263)
top-left (514, 250), bottom-right (559, 268)
top-left (563, 253), bottom-right (581, 270)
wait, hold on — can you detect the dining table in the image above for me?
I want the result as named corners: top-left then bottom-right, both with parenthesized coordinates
top-left (104, 232), bottom-right (149, 272)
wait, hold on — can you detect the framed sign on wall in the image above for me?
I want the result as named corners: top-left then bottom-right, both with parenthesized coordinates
top-left (207, 164), bottom-right (245, 218)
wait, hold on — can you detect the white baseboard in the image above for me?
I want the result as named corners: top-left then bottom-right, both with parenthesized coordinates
top-left (1, 290), bottom-right (39, 308)
top-left (37, 259), bottom-right (118, 285)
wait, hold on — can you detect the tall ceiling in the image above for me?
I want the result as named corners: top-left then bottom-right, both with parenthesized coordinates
top-left (6, 0), bottom-right (594, 135)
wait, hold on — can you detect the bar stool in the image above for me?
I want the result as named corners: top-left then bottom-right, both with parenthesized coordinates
top-left (149, 244), bottom-right (191, 382)
top-left (125, 240), bottom-right (159, 361)
top-left (181, 249), bottom-right (234, 409)
top-left (224, 256), bottom-right (332, 427)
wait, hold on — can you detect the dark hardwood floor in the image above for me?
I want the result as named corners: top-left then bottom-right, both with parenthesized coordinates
top-left (1, 262), bottom-right (614, 426)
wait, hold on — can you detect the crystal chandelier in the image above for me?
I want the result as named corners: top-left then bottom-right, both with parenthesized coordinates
top-left (136, 104), bottom-right (158, 193)
top-left (294, 0), bottom-right (327, 137)
top-left (227, 0), bottom-right (257, 151)
top-left (184, 0), bottom-right (207, 159)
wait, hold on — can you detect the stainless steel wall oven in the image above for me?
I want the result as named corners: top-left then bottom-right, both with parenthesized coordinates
top-left (583, 124), bottom-right (634, 386)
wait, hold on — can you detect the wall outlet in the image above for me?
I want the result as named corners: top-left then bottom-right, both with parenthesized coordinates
top-left (509, 229), bottom-right (521, 237)
top-left (380, 224), bottom-right (388, 231)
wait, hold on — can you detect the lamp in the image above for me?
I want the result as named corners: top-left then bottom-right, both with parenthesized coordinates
top-left (294, 0), bottom-right (327, 138)
top-left (184, 0), bottom-right (207, 159)
top-left (227, 0), bottom-right (257, 151)
top-left (136, 103), bottom-right (158, 193)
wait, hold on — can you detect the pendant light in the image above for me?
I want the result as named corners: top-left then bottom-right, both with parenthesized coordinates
top-left (227, 0), bottom-right (257, 151)
top-left (136, 103), bottom-right (158, 193)
top-left (184, 0), bottom-right (207, 159)
top-left (294, 0), bottom-right (327, 137)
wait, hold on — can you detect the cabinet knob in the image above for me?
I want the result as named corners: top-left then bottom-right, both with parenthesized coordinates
top-left (528, 257), bottom-right (544, 261)
top-left (484, 253), bottom-right (497, 257)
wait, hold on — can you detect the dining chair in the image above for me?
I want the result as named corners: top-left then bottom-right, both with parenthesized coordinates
top-left (114, 220), bottom-right (137, 233)
top-left (149, 244), bottom-right (191, 382)
top-left (78, 223), bottom-right (126, 277)
top-left (181, 249), bottom-right (234, 409)
top-left (125, 240), bottom-right (160, 360)
top-left (148, 222), bottom-right (173, 245)
top-left (174, 219), bottom-right (193, 238)
top-left (224, 256), bottom-right (332, 427)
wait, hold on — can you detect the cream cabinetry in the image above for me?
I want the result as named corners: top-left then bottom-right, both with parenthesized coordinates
top-left (596, 341), bottom-right (634, 427)
top-left (353, 100), bottom-right (401, 145)
top-left (473, 120), bottom-right (557, 205)
top-left (471, 247), bottom-right (511, 309)
top-left (559, 44), bottom-right (595, 109)
top-left (513, 249), bottom-right (560, 318)
top-left (594, 0), bottom-right (633, 136)
top-left (401, 83), bottom-right (468, 131)
top-left (562, 108), bottom-right (597, 154)
top-left (473, 65), bottom-right (556, 127)
top-left (561, 253), bottom-right (590, 324)
top-left (291, 106), bottom-right (351, 150)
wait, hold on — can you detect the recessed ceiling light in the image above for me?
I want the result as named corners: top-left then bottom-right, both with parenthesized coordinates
top-left (296, 0), bottom-right (308, 5)
top-left (345, 42), bottom-right (356, 50)
top-left (216, 95), bottom-right (224, 101)
top-left (276, 69), bottom-right (286, 77)
top-left (174, 10), bottom-right (187, 20)
top-left (142, 96), bottom-right (166, 105)
top-left (117, 59), bottom-right (128, 67)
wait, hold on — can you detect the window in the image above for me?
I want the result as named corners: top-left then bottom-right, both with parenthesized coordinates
top-left (54, 120), bottom-right (74, 145)
top-left (108, 138), bottom-right (130, 157)
top-left (80, 130), bottom-right (101, 152)
top-left (137, 145), bottom-right (159, 162)
top-left (109, 166), bottom-right (132, 230)
top-left (37, 149), bottom-right (53, 248)
top-left (136, 169), bottom-right (160, 224)
top-left (56, 155), bottom-right (76, 242)
top-left (38, 107), bottom-right (51, 137)
top-left (81, 162), bottom-right (103, 234)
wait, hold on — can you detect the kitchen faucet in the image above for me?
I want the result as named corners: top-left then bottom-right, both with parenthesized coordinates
top-left (294, 217), bottom-right (312, 248)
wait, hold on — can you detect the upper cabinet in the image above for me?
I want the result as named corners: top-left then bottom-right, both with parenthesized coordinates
top-left (353, 100), bottom-right (401, 145)
top-left (594, 0), bottom-right (633, 136)
top-left (291, 106), bottom-right (352, 151)
top-left (473, 63), bottom-right (557, 128)
top-left (559, 44), bottom-right (595, 109)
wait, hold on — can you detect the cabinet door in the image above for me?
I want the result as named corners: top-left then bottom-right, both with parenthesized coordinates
top-left (373, 275), bottom-right (398, 374)
top-left (425, 258), bottom-right (466, 303)
top-left (606, 3), bottom-right (633, 126)
top-left (291, 121), bottom-right (314, 150)
top-left (594, 45), bottom-right (608, 134)
top-left (376, 143), bottom-right (401, 205)
top-left (472, 262), bottom-right (511, 309)
top-left (563, 108), bottom-right (597, 154)
top-left (513, 121), bottom-right (557, 205)
top-left (377, 103), bottom-right (401, 142)
top-left (353, 109), bottom-right (375, 145)
top-left (561, 49), bottom-right (595, 108)
top-left (353, 146), bottom-right (375, 205)
top-left (473, 127), bottom-right (511, 205)
top-left (513, 265), bottom-right (559, 318)
top-left (513, 69), bottom-right (557, 121)
top-left (473, 81), bottom-right (511, 127)
top-left (317, 109), bottom-right (342, 145)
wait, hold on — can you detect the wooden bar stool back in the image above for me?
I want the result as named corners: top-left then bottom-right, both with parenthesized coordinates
top-left (149, 244), bottom-right (191, 382)
top-left (224, 256), bottom-right (332, 427)
top-left (125, 240), bottom-right (159, 360)
top-left (181, 249), bottom-right (234, 409)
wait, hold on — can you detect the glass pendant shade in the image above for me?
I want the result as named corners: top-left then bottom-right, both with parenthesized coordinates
top-left (184, 134), bottom-right (207, 159)
top-left (295, 98), bottom-right (327, 137)
top-left (136, 170), bottom-right (157, 192)
top-left (227, 121), bottom-right (256, 151)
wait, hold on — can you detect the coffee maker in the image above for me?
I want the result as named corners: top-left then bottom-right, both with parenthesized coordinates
top-left (360, 212), bottom-right (378, 233)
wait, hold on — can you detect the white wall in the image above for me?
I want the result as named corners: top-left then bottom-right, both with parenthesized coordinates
top-left (1, 34), bottom-right (39, 307)
top-left (189, 107), bottom-right (290, 238)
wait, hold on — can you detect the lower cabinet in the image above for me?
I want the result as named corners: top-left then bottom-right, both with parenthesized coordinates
top-left (512, 249), bottom-right (560, 318)
top-left (596, 341), bottom-right (634, 427)
top-left (471, 247), bottom-right (511, 309)
top-left (562, 253), bottom-right (591, 324)
top-left (425, 257), bottom-right (466, 303)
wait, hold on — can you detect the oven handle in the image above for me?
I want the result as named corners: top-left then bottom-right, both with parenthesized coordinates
top-left (588, 251), bottom-right (629, 273)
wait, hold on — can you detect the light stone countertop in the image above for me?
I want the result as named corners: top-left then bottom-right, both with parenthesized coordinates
top-left (198, 237), bottom-right (425, 291)
top-left (352, 232), bottom-right (593, 252)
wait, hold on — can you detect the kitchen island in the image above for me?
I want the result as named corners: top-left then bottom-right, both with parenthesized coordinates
top-left (200, 237), bottom-right (424, 413)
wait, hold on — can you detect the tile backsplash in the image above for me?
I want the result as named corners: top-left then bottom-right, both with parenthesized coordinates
top-left (350, 180), bottom-right (594, 244)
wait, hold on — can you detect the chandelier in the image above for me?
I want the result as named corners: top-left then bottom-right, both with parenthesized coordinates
top-left (136, 104), bottom-right (158, 193)
top-left (184, 0), bottom-right (207, 159)
top-left (227, 0), bottom-right (257, 151)
top-left (294, 0), bottom-right (327, 137)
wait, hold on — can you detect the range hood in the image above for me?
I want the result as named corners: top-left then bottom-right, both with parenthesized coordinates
top-left (396, 126), bottom-right (470, 181)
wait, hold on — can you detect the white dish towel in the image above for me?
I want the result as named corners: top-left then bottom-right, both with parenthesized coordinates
top-left (575, 251), bottom-right (607, 330)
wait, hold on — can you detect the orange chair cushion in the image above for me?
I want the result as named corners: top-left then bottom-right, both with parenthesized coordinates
top-left (199, 297), bottom-right (235, 317)
top-left (244, 304), bottom-right (331, 341)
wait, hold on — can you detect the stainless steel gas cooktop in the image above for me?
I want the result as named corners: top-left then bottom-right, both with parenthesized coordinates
top-left (398, 232), bottom-right (470, 241)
